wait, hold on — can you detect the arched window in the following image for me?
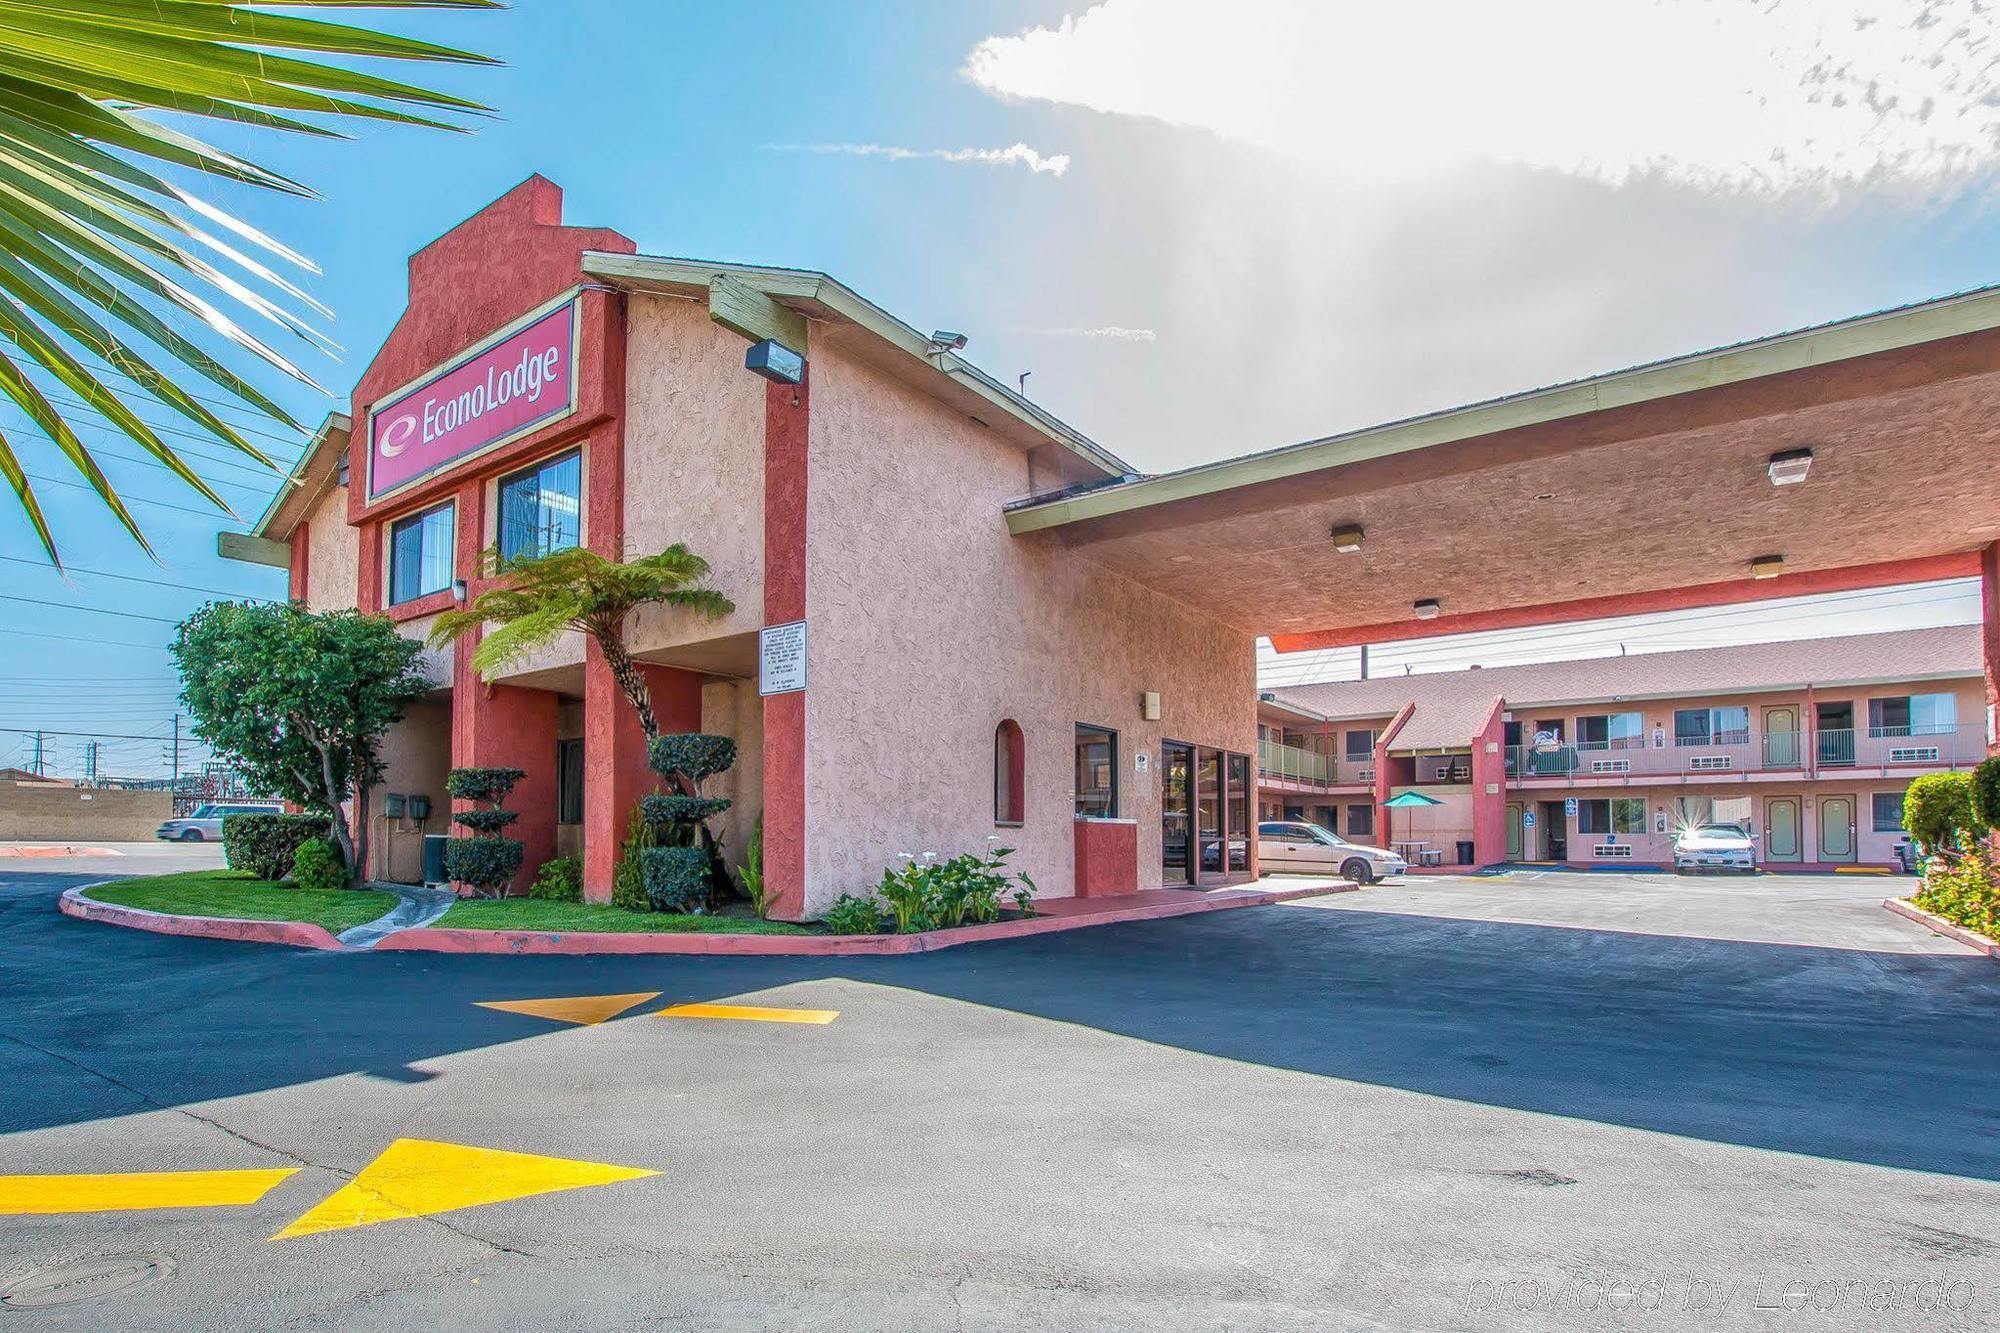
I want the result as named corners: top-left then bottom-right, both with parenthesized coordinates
top-left (994, 719), bottom-right (1025, 826)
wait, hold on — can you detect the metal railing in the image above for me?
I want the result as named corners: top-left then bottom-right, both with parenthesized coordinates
top-left (1504, 722), bottom-right (1984, 782)
top-left (1256, 738), bottom-right (1338, 786)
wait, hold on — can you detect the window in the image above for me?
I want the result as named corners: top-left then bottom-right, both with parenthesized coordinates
top-left (1674, 706), bottom-right (1749, 747)
top-left (497, 449), bottom-right (582, 562)
top-left (1612, 798), bottom-right (1645, 834)
top-left (993, 720), bottom-right (1024, 826)
top-left (1346, 802), bottom-right (1374, 837)
top-left (1577, 711), bottom-right (1644, 749)
top-left (1344, 729), bottom-right (1376, 761)
top-left (1576, 799), bottom-right (1611, 834)
top-left (1867, 693), bottom-right (1956, 738)
top-left (388, 502), bottom-right (454, 604)
top-left (1074, 724), bottom-right (1117, 817)
top-left (1227, 752), bottom-right (1251, 871)
top-left (557, 738), bottom-right (584, 825)
top-left (1873, 791), bottom-right (1906, 833)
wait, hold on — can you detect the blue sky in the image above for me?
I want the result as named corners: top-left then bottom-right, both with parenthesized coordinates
top-left (3, 1), bottom-right (1995, 777)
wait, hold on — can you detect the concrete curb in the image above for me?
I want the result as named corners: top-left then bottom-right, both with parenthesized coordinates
top-left (59, 885), bottom-right (347, 952)
top-left (371, 882), bottom-right (1357, 956)
top-left (1883, 897), bottom-right (2000, 960)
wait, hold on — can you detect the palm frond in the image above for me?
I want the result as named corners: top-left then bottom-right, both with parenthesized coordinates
top-left (0, 0), bottom-right (496, 564)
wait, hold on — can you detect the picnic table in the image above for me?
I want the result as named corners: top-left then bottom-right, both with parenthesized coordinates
top-left (1392, 841), bottom-right (1444, 867)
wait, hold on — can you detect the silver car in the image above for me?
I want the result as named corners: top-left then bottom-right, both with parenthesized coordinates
top-left (1258, 821), bottom-right (1407, 884)
top-left (1673, 822), bottom-right (1757, 873)
top-left (155, 801), bottom-right (283, 842)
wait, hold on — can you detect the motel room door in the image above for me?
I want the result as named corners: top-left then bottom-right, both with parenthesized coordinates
top-left (1762, 706), bottom-right (1800, 768)
top-left (1505, 803), bottom-right (1524, 860)
top-left (1763, 796), bottom-right (1803, 863)
top-left (1818, 795), bottom-right (1856, 863)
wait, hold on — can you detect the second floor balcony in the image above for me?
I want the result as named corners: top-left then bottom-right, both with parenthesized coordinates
top-left (1256, 738), bottom-right (1350, 788)
top-left (1505, 723), bottom-right (1985, 783)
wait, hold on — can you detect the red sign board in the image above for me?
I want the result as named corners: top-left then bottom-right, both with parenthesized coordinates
top-left (367, 299), bottom-right (578, 500)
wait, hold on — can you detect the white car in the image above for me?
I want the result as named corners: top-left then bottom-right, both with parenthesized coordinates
top-left (1673, 822), bottom-right (1757, 874)
top-left (1258, 821), bottom-right (1407, 884)
top-left (155, 801), bottom-right (282, 842)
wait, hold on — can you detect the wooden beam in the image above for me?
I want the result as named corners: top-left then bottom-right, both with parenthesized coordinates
top-left (707, 274), bottom-right (808, 355)
top-left (217, 532), bottom-right (290, 569)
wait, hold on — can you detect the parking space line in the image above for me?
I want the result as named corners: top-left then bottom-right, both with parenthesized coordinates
top-left (0, 1168), bottom-right (298, 1215)
top-left (655, 1002), bottom-right (838, 1025)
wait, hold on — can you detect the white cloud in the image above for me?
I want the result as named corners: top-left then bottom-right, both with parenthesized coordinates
top-left (965, 0), bottom-right (2000, 196)
top-left (767, 141), bottom-right (1070, 176)
top-left (1019, 325), bottom-right (1157, 341)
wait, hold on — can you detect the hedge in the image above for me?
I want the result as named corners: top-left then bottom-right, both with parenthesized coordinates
top-left (444, 836), bottom-right (525, 896)
top-left (639, 793), bottom-right (731, 826)
top-left (222, 812), bottom-right (331, 880)
top-left (640, 845), bottom-right (709, 913)
top-left (648, 734), bottom-right (736, 784)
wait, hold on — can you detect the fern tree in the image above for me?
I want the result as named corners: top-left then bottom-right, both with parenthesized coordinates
top-left (0, 0), bottom-right (495, 565)
top-left (429, 545), bottom-right (734, 739)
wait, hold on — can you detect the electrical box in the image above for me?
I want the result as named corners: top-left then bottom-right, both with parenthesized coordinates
top-left (407, 794), bottom-right (432, 821)
top-left (381, 792), bottom-right (407, 819)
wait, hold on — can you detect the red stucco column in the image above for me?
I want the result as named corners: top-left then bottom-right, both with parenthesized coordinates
top-left (1984, 541), bottom-right (2000, 755)
top-left (763, 370), bottom-right (809, 920)
top-left (581, 654), bottom-right (703, 902)
top-left (1469, 697), bottom-right (1508, 866)
top-left (450, 659), bottom-right (561, 896)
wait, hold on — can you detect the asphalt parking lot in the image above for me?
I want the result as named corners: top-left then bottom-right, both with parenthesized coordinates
top-left (3, 852), bottom-right (1999, 1329)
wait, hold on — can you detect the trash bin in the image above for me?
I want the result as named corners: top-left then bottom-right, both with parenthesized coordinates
top-left (1456, 839), bottom-right (1475, 866)
top-left (422, 833), bottom-right (449, 886)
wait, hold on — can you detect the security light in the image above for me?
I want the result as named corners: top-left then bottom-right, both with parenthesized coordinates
top-left (1331, 524), bottom-right (1364, 553)
top-left (1750, 554), bottom-right (1784, 580)
top-left (1414, 598), bottom-right (1441, 620)
top-left (1767, 448), bottom-right (1813, 486)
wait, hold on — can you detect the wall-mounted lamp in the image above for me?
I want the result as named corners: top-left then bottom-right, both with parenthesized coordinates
top-left (1140, 690), bottom-right (1162, 721)
top-left (452, 578), bottom-right (468, 602)
top-left (1750, 554), bottom-right (1785, 580)
top-left (1767, 448), bottom-right (1813, 486)
top-left (1331, 524), bottom-right (1364, 553)
top-left (745, 338), bottom-right (805, 386)
top-left (1414, 598), bottom-right (1441, 620)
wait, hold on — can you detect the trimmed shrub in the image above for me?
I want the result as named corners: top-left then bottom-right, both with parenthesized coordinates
top-left (648, 734), bottom-right (736, 785)
top-left (444, 837), bottom-right (525, 894)
top-left (823, 892), bottom-right (886, 935)
top-left (1915, 852), bottom-right (2000, 939)
top-left (445, 767), bottom-right (526, 804)
top-left (451, 808), bottom-right (519, 834)
top-left (1905, 772), bottom-right (1976, 858)
top-left (1970, 756), bottom-right (2000, 835)
top-left (639, 794), bottom-right (730, 825)
top-left (528, 856), bottom-right (583, 902)
top-left (290, 837), bottom-right (348, 894)
top-left (640, 845), bottom-right (709, 913)
top-left (611, 805), bottom-right (654, 912)
top-left (223, 812), bottom-right (331, 880)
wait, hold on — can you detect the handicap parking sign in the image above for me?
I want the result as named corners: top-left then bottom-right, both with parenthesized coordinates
top-left (1522, 810), bottom-right (1536, 827)
top-left (1564, 797), bottom-right (1578, 817)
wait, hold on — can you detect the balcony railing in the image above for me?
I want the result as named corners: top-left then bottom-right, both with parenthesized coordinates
top-left (1504, 723), bottom-right (1984, 782)
top-left (1257, 738), bottom-right (1339, 786)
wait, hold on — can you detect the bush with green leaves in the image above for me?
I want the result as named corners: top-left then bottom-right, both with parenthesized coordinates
top-left (222, 812), bottom-right (331, 881)
top-left (1970, 756), bottom-right (2000, 835)
top-left (823, 892), bottom-right (886, 935)
top-left (1905, 772), bottom-right (1976, 858)
top-left (639, 845), bottom-right (709, 913)
top-left (865, 845), bottom-right (1039, 933)
top-left (642, 733), bottom-right (737, 912)
top-left (1914, 851), bottom-right (2000, 940)
top-left (612, 805), bottom-right (655, 912)
top-left (737, 817), bottom-right (767, 918)
top-left (528, 856), bottom-right (583, 903)
top-left (289, 837), bottom-right (348, 894)
top-left (445, 766), bottom-right (526, 897)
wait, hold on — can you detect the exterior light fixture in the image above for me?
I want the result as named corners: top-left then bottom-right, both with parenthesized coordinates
top-left (1767, 448), bottom-right (1813, 486)
top-left (745, 338), bottom-right (805, 386)
top-left (452, 578), bottom-right (468, 602)
top-left (1331, 524), bottom-right (1364, 553)
top-left (1750, 554), bottom-right (1784, 580)
top-left (1414, 598), bottom-right (1441, 620)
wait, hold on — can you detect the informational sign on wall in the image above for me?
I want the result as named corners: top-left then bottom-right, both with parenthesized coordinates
top-left (367, 295), bottom-right (579, 500)
top-left (1564, 797), bottom-right (1578, 817)
top-left (759, 620), bottom-right (807, 696)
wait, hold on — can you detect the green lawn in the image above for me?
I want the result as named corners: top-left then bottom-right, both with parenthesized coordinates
top-left (434, 899), bottom-right (813, 935)
top-left (85, 870), bottom-right (397, 933)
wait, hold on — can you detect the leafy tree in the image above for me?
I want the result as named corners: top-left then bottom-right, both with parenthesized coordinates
top-left (172, 601), bottom-right (430, 873)
top-left (0, 1), bottom-right (495, 565)
top-left (1969, 756), bottom-right (2000, 834)
top-left (429, 545), bottom-right (733, 739)
top-left (1904, 771), bottom-right (1976, 859)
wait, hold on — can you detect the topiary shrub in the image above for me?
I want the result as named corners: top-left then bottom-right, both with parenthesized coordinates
top-left (1970, 756), bottom-right (2000, 835)
top-left (528, 856), bottom-right (583, 902)
top-left (290, 837), bottom-right (348, 893)
top-left (648, 734), bottom-right (736, 786)
top-left (1905, 772), bottom-right (1975, 859)
top-left (823, 892), bottom-right (886, 935)
top-left (639, 794), bottom-right (731, 825)
top-left (644, 733), bottom-right (737, 912)
top-left (223, 812), bottom-right (331, 880)
top-left (445, 766), bottom-right (526, 896)
top-left (639, 845), bottom-right (709, 913)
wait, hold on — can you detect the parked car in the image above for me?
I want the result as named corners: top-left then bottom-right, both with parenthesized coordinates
top-left (1672, 821), bottom-right (1757, 874)
top-left (155, 801), bottom-right (283, 843)
top-left (1257, 821), bottom-right (1407, 883)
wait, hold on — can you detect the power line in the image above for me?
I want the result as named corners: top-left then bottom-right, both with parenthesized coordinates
top-left (0, 627), bottom-right (168, 651)
top-left (0, 555), bottom-right (278, 602)
top-left (0, 594), bottom-right (182, 624)
top-left (21, 470), bottom-right (247, 523)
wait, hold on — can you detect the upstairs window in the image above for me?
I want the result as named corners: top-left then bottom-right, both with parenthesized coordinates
top-left (994, 720), bottom-right (1025, 826)
top-left (1673, 706), bottom-right (1749, 747)
top-left (388, 502), bottom-right (454, 605)
top-left (1344, 729), bottom-right (1376, 761)
top-left (1867, 693), bottom-right (1956, 738)
top-left (1577, 711), bottom-right (1644, 750)
top-left (498, 449), bottom-right (582, 563)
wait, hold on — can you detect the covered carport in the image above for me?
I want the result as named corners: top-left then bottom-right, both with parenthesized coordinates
top-left (1006, 284), bottom-right (2000, 865)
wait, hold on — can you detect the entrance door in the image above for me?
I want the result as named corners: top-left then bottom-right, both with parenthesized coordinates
top-left (1195, 748), bottom-right (1225, 885)
top-left (1762, 706), bottom-right (1799, 768)
top-left (1505, 802), bottom-right (1524, 860)
top-left (1818, 796), bottom-right (1856, 862)
top-left (1161, 742), bottom-right (1194, 885)
top-left (1817, 702), bottom-right (1855, 767)
top-left (1539, 800), bottom-right (1568, 861)
top-left (1764, 796), bottom-right (1803, 862)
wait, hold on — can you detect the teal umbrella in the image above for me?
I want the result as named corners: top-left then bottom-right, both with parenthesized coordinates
top-left (1383, 789), bottom-right (1444, 850)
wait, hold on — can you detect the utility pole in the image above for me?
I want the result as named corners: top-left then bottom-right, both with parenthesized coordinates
top-left (29, 729), bottom-right (45, 777)
top-left (84, 740), bottom-right (98, 785)
top-left (169, 714), bottom-right (181, 795)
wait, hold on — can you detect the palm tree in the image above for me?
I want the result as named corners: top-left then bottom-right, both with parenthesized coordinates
top-left (0, 1), bottom-right (496, 565)
top-left (429, 545), bottom-right (736, 740)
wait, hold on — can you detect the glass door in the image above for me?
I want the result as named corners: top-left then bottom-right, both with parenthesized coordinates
top-left (1196, 748), bottom-right (1223, 883)
top-left (1226, 752), bottom-right (1251, 874)
top-left (1161, 742), bottom-right (1194, 886)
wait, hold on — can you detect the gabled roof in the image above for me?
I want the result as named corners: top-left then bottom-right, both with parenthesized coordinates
top-left (1271, 625), bottom-right (1982, 733)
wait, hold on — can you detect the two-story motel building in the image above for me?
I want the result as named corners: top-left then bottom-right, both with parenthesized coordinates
top-left (1257, 626), bottom-right (1982, 870)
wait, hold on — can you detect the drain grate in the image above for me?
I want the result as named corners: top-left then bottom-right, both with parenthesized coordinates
top-left (0, 1253), bottom-right (173, 1310)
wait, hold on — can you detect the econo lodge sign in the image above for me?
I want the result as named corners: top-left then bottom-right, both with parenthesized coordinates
top-left (367, 297), bottom-right (578, 500)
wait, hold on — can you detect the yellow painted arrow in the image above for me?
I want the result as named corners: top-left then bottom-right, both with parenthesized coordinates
top-left (0, 1168), bottom-right (296, 1215)
top-left (655, 1002), bottom-right (838, 1024)
top-left (474, 991), bottom-right (661, 1025)
top-left (272, 1139), bottom-right (656, 1239)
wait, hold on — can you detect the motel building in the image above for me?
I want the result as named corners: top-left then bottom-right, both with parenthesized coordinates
top-left (1256, 626), bottom-right (1983, 871)
top-left (223, 175), bottom-right (2000, 916)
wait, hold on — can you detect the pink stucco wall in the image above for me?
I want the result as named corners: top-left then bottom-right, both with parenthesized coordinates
top-left (1519, 780), bottom-right (1918, 867)
top-left (799, 333), bottom-right (1255, 914)
top-left (303, 483), bottom-right (359, 614)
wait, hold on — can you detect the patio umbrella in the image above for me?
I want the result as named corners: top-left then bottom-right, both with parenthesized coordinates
top-left (1383, 790), bottom-right (1445, 851)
